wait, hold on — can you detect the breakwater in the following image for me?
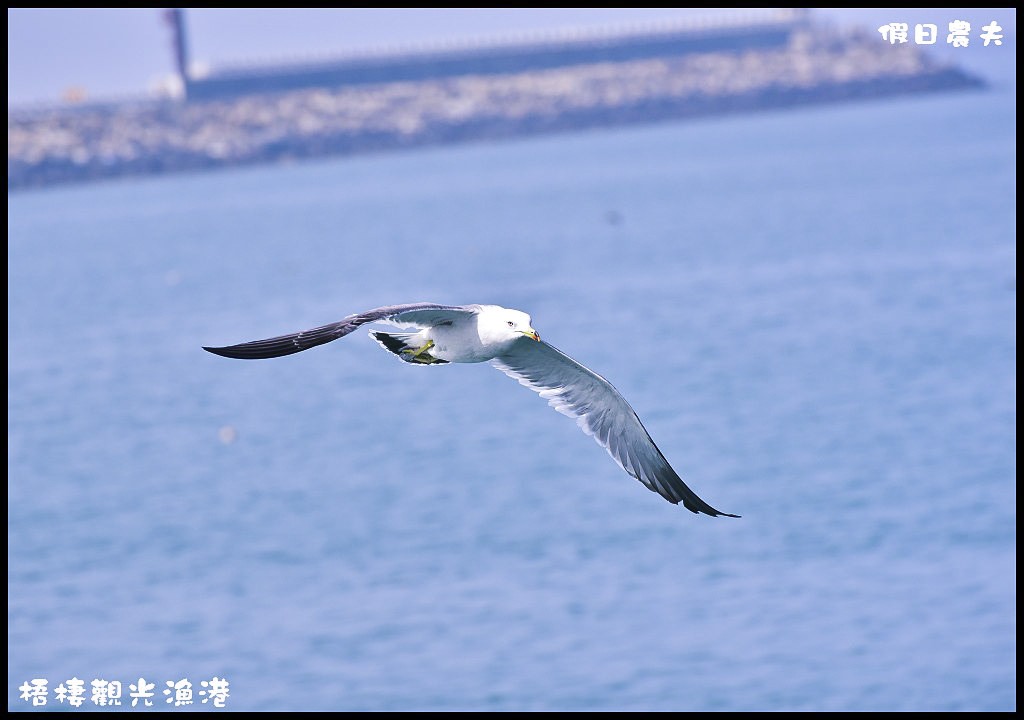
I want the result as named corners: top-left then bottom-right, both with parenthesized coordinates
top-left (8, 21), bottom-right (983, 191)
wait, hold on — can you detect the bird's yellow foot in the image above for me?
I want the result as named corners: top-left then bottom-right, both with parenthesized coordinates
top-left (402, 339), bottom-right (440, 364)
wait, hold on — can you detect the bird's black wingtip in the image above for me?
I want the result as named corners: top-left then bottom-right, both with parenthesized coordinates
top-left (693, 508), bottom-right (741, 519)
top-left (680, 499), bottom-right (741, 518)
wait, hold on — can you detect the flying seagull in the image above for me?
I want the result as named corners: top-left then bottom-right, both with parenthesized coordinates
top-left (204, 302), bottom-right (737, 517)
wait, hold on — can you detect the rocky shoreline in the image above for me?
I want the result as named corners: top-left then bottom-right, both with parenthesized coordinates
top-left (8, 28), bottom-right (983, 192)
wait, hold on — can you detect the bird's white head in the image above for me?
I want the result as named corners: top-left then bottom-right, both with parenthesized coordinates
top-left (478, 306), bottom-right (540, 346)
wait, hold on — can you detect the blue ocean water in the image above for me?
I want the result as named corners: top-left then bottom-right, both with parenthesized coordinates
top-left (8, 84), bottom-right (1016, 710)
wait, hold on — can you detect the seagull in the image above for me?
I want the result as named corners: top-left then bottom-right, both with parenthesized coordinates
top-left (204, 302), bottom-right (737, 517)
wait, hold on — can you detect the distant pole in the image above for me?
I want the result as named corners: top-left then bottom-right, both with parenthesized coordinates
top-left (164, 8), bottom-right (190, 99)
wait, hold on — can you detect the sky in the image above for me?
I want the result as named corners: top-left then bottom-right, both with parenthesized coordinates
top-left (6, 8), bottom-right (1017, 107)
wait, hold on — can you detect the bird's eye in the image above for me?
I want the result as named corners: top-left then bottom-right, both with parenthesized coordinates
top-left (507, 321), bottom-right (515, 327)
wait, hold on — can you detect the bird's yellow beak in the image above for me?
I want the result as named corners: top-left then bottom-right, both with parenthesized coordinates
top-left (522, 328), bottom-right (540, 341)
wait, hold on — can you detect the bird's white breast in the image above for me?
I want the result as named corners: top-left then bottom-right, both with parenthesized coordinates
top-left (428, 317), bottom-right (494, 363)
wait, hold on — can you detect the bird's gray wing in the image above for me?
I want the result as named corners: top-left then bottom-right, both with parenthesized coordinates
top-left (492, 338), bottom-right (737, 517)
top-left (203, 302), bottom-right (476, 359)
top-left (383, 304), bottom-right (484, 329)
